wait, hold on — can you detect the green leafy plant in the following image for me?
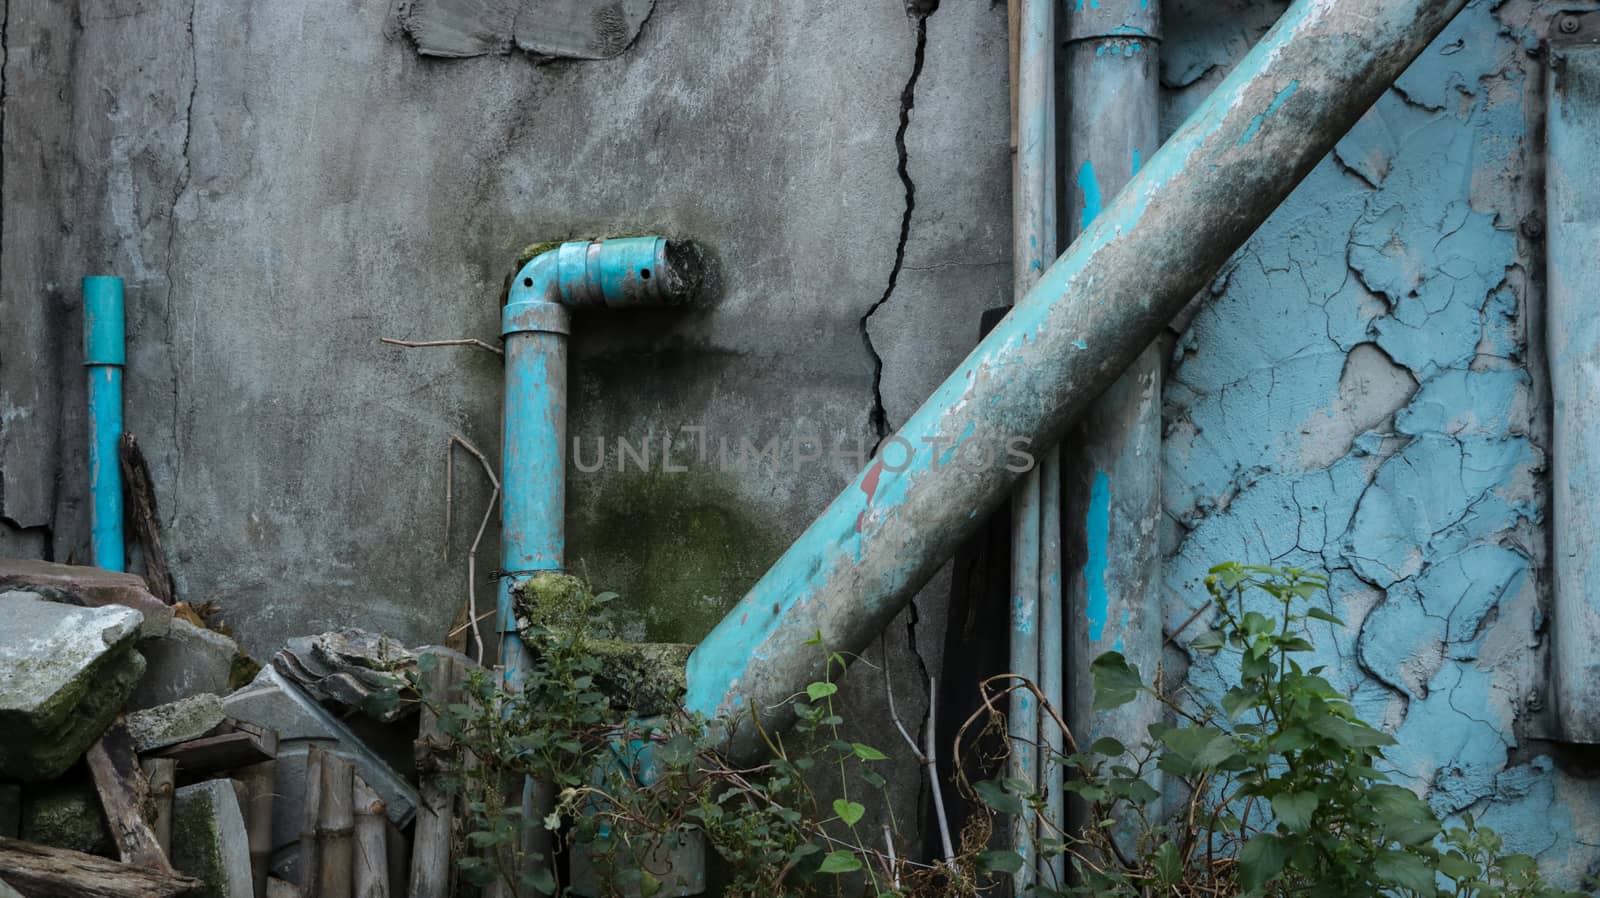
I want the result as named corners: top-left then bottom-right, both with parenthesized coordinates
top-left (396, 577), bottom-right (979, 898)
top-left (962, 563), bottom-right (1586, 898)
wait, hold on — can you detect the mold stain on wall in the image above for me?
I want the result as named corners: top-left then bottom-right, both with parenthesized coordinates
top-left (1161, 0), bottom-right (1600, 885)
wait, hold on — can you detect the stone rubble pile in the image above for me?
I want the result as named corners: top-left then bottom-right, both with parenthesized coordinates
top-left (0, 559), bottom-right (480, 898)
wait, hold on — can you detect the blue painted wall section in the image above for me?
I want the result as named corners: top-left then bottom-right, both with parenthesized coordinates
top-left (1161, 1), bottom-right (1599, 885)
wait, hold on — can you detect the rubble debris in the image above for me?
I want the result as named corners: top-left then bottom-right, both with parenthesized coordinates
top-left (172, 779), bottom-right (254, 898)
top-left (267, 876), bottom-right (302, 898)
top-left (127, 694), bottom-right (227, 753)
top-left (398, 0), bottom-right (654, 61)
top-left (142, 759), bottom-right (177, 856)
top-left (0, 836), bottom-right (201, 897)
top-left (0, 591), bottom-right (146, 781)
top-left (0, 559), bottom-right (171, 634)
top-left (299, 747), bottom-right (324, 898)
top-left (408, 649), bottom-right (471, 898)
top-left (352, 776), bottom-right (387, 898)
top-left (118, 433), bottom-right (177, 605)
top-left (586, 641), bottom-right (691, 717)
top-left (84, 722), bottom-right (171, 871)
top-left (130, 618), bottom-right (242, 710)
top-left (143, 720), bottom-right (278, 778)
top-left (0, 787), bottom-right (17, 839)
top-left (238, 762), bottom-right (276, 898)
top-left (272, 630), bottom-right (417, 723)
top-left (317, 753), bottom-right (354, 898)
top-left (19, 780), bottom-right (112, 857)
top-left (224, 667), bottom-right (418, 883)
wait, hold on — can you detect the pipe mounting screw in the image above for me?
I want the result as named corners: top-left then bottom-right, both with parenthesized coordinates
top-left (1559, 14), bottom-right (1581, 34)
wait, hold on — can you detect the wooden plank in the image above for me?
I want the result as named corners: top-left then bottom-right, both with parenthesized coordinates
top-left (85, 722), bottom-right (171, 872)
top-left (301, 747), bottom-right (325, 898)
top-left (238, 762), bottom-right (276, 898)
top-left (147, 721), bottom-right (278, 778)
top-left (0, 837), bottom-right (201, 898)
top-left (141, 759), bottom-right (177, 857)
top-left (118, 433), bottom-right (175, 604)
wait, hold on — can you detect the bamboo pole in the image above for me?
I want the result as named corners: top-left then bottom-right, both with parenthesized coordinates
top-left (238, 762), bottom-right (277, 898)
top-left (301, 747), bottom-right (326, 898)
top-left (408, 655), bottom-right (460, 898)
top-left (319, 754), bottom-right (355, 898)
top-left (140, 759), bottom-right (176, 860)
top-left (353, 776), bottom-right (389, 898)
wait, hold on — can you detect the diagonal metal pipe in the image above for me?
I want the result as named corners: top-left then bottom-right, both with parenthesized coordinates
top-left (685, 0), bottom-right (1471, 763)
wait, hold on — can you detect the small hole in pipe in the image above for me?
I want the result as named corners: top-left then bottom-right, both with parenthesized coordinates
top-left (640, 268), bottom-right (652, 280)
top-left (523, 277), bottom-right (533, 287)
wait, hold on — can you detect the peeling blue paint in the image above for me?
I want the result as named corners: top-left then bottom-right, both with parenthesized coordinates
top-left (1084, 470), bottom-right (1111, 642)
top-left (1235, 79), bottom-right (1299, 146)
top-left (1077, 160), bottom-right (1103, 233)
top-left (1161, 1), bottom-right (1597, 885)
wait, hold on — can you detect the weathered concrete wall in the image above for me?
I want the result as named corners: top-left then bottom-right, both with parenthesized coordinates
top-left (4, 0), bottom-right (1598, 878)
top-left (0, 0), bottom-right (1006, 848)
top-left (1159, 0), bottom-right (1598, 885)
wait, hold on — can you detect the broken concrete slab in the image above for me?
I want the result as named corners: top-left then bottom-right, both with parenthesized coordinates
top-left (398, 0), bottom-right (653, 60)
top-left (128, 618), bottom-right (239, 711)
top-left (0, 591), bottom-right (146, 781)
top-left (0, 559), bottom-right (171, 636)
top-left (223, 666), bottom-right (418, 882)
top-left (126, 694), bottom-right (227, 752)
top-left (272, 629), bottom-right (415, 722)
top-left (171, 779), bottom-right (253, 898)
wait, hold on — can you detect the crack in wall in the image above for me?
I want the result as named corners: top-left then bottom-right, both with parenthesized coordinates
top-left (858, 1), bottom-right (938, 449)
top-left (163, 0), bottom-right (199, 533)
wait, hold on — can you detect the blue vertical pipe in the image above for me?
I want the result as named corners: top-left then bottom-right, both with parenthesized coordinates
top-left (1545, 22), bottom-right (1600, 744)
top-left (1062, 0), bottom-right (1163, 853)
top-left (84, 276), bottom-right (126, 572)
top-left (1010, 0), bottom-right (1055, 888)
top-left (499, 237), bottom-right (702, 898)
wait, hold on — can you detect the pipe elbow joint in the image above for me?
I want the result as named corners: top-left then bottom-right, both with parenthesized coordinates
top-left (503, 236), bottom-right (704, 338)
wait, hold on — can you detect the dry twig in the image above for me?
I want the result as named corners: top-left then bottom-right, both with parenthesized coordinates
top-left (445, 434), bottom-right (499, 666)
top-left (380, 337), bottom-right (502, 356)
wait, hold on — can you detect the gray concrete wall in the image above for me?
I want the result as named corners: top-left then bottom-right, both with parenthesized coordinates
top-left (0, 0), bottom-right (1008, 850)
top-left (0, 0), bottom-right (1009, 655)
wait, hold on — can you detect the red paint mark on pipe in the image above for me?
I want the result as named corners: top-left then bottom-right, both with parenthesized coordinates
top-left (855, 460), bottom-right (885, 533)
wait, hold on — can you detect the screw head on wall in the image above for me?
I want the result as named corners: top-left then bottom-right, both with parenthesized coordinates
top-left (1559, 15), bottom-right (1581, 34)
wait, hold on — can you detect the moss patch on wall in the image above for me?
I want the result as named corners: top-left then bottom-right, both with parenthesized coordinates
top-left (566, 469), bottom-right (784, 645)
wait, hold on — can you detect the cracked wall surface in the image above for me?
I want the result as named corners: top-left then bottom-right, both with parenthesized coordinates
top-left (1161, 0), bottom-right (1599, 885)
top-left (0, 0), bottom-right (1008, 845)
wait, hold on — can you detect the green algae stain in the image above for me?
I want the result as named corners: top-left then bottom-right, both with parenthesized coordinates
top-left (565, 469), bottom-right (783, 645)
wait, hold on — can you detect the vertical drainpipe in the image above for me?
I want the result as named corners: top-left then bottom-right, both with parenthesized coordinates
top-left (1010, 0), bottom-right (1055, 889)
top-left (84, 276), bottom-right (126, 572)
top-left (1544, 13), bottom-right (1600, 744)
top-left (499, 237), bottom-right (702, 896)
top-left (1061, 0), bottom-right (1163, 852)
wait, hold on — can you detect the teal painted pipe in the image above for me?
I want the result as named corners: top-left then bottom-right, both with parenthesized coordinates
top-left (499, 237), bottom-right (702, 897)
top-left (500, 236), bottom-right (703, 682)
top-left (685, 0), bottom-right (1470, 764)
top-left (1544, 20), bottom-right (1600, 744)
top-left (1009, 0), bottom-right (1055, 888)
top-left (84, 276), bottom-right (126, 572)
top-left (1062, 0), bottom-right (1164, 856)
